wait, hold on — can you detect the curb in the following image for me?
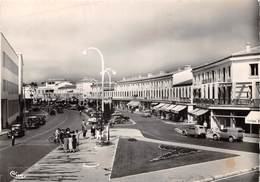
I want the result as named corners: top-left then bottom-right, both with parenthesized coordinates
top-left (194, 166), bottom-right (259, 182)
top-left (109, 136), bottom-right (120, 180)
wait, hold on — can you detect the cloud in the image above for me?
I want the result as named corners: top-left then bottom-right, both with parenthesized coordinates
top-left (0, 0), bottom-right (258, 82)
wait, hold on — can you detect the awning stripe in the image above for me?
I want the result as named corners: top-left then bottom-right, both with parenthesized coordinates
top-left (152, 103), bottom-right (165, 110)
top-left (245, 111), bottom-right (260, 124)
top-left (159, 104), bottom-right (171, 111)
top-left (171, 105), bottom-right (187, 113)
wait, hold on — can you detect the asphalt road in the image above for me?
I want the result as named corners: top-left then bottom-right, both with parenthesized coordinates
top-left (117, 111), bottom-right (259, 153)
top-left (0, 110), bottom-right (84, 182)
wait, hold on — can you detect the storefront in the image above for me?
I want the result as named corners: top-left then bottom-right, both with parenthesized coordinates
top-left (211, 109), bottom-right (259, 136)
top-left (127, 100), bottom-right (141, 111)
top-left (158, 104), bottom-right (171, 119)
top-left (188, 108), bottom-right (210, 127)
top-left (171, 105), bottom-right (187, 122)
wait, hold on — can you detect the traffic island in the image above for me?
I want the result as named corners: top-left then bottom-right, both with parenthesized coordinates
top-left (110, 138), bottom-right (237, 179)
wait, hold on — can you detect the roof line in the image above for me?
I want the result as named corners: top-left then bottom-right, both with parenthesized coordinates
top-left (192, 56), bottom-right (231, 71)
top-left (0, 32), bottom-right (18, 58)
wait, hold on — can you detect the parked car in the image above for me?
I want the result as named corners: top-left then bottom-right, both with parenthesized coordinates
top-left (56, 107), bottom-right (64, 113)
top-left (25, 116), bottom-right (40, 129)
top-left (7, 124), bottom-right (25, 138)
top-left (50, 109), bottom-right (56, 115)
top-left (183, 125), bottom-right (206, 137)
top-left (70, 104), bottom-right (78, 110)
top-left (37, 115), bottom-right (47, 125)
top-left (217, 127), bottom-right (244, 142)
top-left (141, 110), bottom-right (152, 117)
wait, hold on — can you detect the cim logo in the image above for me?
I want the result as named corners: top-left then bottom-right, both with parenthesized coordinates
top-left (9, 170), bottom-right (26, 179)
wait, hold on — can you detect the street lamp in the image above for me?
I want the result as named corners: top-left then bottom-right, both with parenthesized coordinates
top-left (91, 79), bottom-right (99, 111)
top-left (102, 68), bottom-right (116, 91)
top-left (83, 47), bottom-right (105, 130)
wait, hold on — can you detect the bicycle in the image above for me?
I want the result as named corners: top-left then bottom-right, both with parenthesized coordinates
top-left (48, 133), bottom-right (58, 144)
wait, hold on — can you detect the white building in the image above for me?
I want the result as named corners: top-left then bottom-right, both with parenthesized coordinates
top-left (76, 78), bottom-right (97, 100)
top-left (34, 79), bottom-right (75, 101)
top-left (192, 44), bottom-right (260, 136)
top-left (0, 33), bottom-right (23, 132)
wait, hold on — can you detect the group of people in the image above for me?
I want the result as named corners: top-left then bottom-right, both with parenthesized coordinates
top-left (53, 117), bottom-right (110, 153)
top-left (55, 128), bottom-right (80, 153)
top-left (82, 119), bottom-right (110, 142)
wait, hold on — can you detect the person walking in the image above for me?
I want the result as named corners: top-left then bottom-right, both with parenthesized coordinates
top-left (63, 131), bottom-right (69, 153)
top-left (81, 120), bottom-right (87, 138)
top-left (72, 132), bottom-right (77, 152)
top-left (75, 129), bottom-right (80, 146)
top-left (11, 128), bottom-right (15, 146)
top-left (91, 124), bottom-right (96, 139)
top-left (68, 132), bottom-right (73, 152)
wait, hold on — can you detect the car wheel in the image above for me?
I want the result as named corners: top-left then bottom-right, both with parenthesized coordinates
top-left (183, 130), bottom-right (188, 136)
top-left (213, 134), bottom-right (218, 141)
top-left (229, 136), bottom-right (234, 143)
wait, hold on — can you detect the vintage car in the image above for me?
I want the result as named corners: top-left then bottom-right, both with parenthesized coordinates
top-left (183, 125), bottom-right (206, 138)
top-left (7, 124), bottom-right (25, 138)
top-left (56, 107), bottom-right (64, 113)
top-left (141, 110), bottom-right (152, 117)
top-left (25, 116), bottom-right (40, 129)
top-left (50, 109), bottom-right (56, 115)
top-left (217, 127), bottom-right (244, 142)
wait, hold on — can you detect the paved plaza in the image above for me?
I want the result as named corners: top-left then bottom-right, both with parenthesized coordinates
top-left (12, 128), bottom-right (259, 182)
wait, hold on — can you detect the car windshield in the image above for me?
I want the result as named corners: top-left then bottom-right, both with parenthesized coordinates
top-left (12, 126), bottom-right (21, 129)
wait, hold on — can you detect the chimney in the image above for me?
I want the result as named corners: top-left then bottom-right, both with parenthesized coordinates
top-left (183, 65), bottom-right (191, 70)
top-left (147, 73), bottom-right (153, 77)
top-left (159, 71), bottom-right (165, 75)
top-left (246, 42), bottom-right (251, 52)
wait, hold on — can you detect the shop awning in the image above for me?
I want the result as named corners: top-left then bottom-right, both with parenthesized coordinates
top-left (127, 101), bottom-right (140, 107)
top-left (152, 103), bottom-right (165, 110)
top-left (245, 111), bottom-right (260, 124)
top-left (127, 101), bottom-right (134, 106)
top-left (188, 108), bottom-right (200, 115)
top-left (159, 104), bottom-right (171, 111)
top-left (165, 104), bottom-right (177, 112)
top-left (171, 105), bottom-right (187, 113)
top-left (194, 109), bottom-right (209, 116)
top-left (151, 102), bottom-right (159, 106)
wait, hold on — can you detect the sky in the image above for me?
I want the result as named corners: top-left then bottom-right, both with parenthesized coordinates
top-left (0, 0), bottom-right (258, 82)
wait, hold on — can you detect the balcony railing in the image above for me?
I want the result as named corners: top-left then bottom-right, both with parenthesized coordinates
top-left (193, 98), bottom-right (260, 108)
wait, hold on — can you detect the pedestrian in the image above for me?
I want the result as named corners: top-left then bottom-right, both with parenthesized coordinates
top-left (11, 128), bottom-right (15, 146)
top-left (91, 124), bottom-right (96, 139)
top-left (68, 132), bottom-right (73, 152)
top-left (105, 124), bottom-right (110, 142)
top-left (72, 133), bottom-right (77, 152)
top-left (81, 120), bottom-right (87, 138)
top-left (55, 128), bottom-right (61, 143)
top-left (75, 129), bottom-right (80, 145)
top-left (63, 132), bottom-right (69, 153)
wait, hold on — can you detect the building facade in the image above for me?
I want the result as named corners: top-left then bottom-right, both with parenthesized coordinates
top-left (0, 33), bottom-right (23, 132)
top-left (192, 45), bottom-right (260, 136)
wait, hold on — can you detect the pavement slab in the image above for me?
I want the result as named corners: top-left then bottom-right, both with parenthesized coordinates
top-left (12, 128), bottom-right (259, 182)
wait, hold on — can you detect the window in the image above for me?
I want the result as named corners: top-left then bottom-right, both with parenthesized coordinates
top-left (212, 71), bottom-right (215, 81)
top-left (250, 64), bottom-right (258, 76)
top-left (228, 66), bottom-right (231, 77)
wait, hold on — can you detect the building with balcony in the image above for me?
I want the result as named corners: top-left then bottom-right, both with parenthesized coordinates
top-left (95, 67), bottom-right (193, 122)
top-left (0, 33), bottom-right (24, 132)
top-left (33, 79), bottom-right (75, 101)
top-left (191, 44), bottom-right (260, 136)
